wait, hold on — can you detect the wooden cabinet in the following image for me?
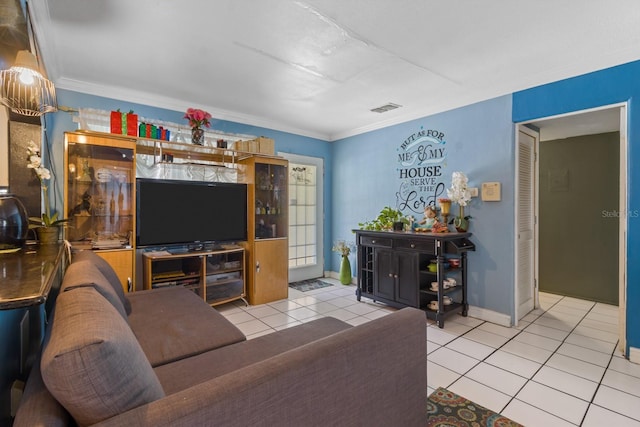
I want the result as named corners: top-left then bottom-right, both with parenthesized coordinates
top-left (239, 156), bottom-right (289, 305)
top-left (354, 230), bottom-right (475, 328)
top-left (96, 249), bottom-right (133, 292)
top-left (142, 246), bottom-right (246, 306)
top-left (374, 249), bottom-right (419, 307)
top-left (64, 132), bottom-right (136, 292)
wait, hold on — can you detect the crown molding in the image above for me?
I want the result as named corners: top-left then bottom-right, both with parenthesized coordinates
top-left (54, 78), bottom-right (331, 142)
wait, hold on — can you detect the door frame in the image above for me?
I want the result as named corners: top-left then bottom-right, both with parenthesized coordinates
top-left (279, 152), bottom-right (324, 283)
top-left (515, 102), bottom-right (628, 353)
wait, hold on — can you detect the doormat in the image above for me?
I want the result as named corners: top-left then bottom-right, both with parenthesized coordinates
top-left (427, 387), bottom-right (524, 427)
top-left (288, 279), bottom-right (334, 292)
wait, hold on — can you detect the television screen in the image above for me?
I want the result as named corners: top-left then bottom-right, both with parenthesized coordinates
top-left (136, 179), bottom-right (247, 247)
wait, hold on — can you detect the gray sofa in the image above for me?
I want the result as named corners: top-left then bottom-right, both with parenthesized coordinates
top-left (14, 250), bottom-right (427, 426)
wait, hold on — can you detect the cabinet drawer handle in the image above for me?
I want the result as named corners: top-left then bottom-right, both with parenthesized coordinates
top-left (394, 274), bottom-right (398, 278)
top-left (388, 273), bottom-right (393, 278)
top-left (410, 243), bottom-right (415, 248)
top-left (372, 240), bottom-right (376, 244)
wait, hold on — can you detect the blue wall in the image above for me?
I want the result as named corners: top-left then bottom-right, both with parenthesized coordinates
top-left (332, 95), bottom-right (516, 320)
top-left (41, 60), bottom-right (640, 350)
top-left (513, 60), bottom-right (640, 354)
top-left (44, 89), bottom-right (335, 268)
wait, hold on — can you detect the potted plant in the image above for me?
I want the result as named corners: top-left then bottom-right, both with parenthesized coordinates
top-left (27, 141), bottom-right (68, 243)
top-left (358, 206), bottom-right (409, 231)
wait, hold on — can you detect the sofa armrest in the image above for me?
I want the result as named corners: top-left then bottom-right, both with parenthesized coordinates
top-left (94, 307), bottom-right (427, 427)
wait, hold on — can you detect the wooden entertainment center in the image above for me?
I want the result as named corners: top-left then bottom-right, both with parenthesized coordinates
top-left (142, 246), bottom-right (246, 306)
top-left (63, 130), bottom-right (289, 306)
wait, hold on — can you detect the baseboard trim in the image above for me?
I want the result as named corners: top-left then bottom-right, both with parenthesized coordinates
top-left (629, 347), bottom-right (640, 364)
top-left (326, 270), bottom-right (354, 284)
top-left (467, 306), bottom-right (512, 327)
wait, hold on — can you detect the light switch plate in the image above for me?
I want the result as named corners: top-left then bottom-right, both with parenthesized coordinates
top-left (481, 182), bottom-right (501, 201)
top-left (469, 187), bottom-right (479, 197)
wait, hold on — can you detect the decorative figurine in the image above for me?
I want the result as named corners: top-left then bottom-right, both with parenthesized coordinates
top-left (70, 191), bottom-right (92, 216)
top-left (77, 160), bottom-right (93, 182)
top-left (413, 205), bottom-right (438, 232)
top-left (419, 206), bottom-right (438, 229)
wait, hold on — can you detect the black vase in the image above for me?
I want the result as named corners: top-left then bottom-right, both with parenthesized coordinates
top-left (0, 194), bottom-right (29, 247)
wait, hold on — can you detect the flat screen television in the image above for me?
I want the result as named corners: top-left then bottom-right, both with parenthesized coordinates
top-left (136, 178), bottom-right (247, 247)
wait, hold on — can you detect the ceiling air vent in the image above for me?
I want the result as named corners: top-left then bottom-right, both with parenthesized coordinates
top-left (370, 103), bottom-right (402, 113)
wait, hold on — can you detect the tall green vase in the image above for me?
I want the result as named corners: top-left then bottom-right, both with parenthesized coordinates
top-left (339, 255), bottom-right (352, 285)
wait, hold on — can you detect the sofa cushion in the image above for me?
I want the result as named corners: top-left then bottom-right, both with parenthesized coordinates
top-left (72, 250), bottom-right (132, 314)
top-left (41, 287), bottom-right (165, 427)
top-left (12, 353), bottom-right (69, 427)
top-left (155, 316), bottom-right (352, 394)
top-left (60, 259), bottom-right (128, 321)
top-left (126, 286), bottom-right (246, 367)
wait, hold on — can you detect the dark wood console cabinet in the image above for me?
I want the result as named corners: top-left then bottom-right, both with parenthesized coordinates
top-left (354, 230), bottom-right (475, 328)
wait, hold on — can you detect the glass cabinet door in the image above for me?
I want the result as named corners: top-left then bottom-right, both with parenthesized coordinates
top-left (254, 162), bottom-right (287, 239)
top-left (66, 142), bottom-right (134, 248)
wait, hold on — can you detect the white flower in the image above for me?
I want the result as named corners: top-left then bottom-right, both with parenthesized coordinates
top-left (26, 142), bottom-right (51, 182)
top-left (28, 155), bottom-right (41, 168)
top-left (36, 167), bottom-right (51, 180)
top-left (447, 171), bottom-right (472, 207)
top-left (27, 141), bottom-right (39, 154)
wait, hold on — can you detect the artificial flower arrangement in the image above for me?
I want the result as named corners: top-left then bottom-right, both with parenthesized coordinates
top-left (332, 240), bottom-right (355, 257)
top-left (184, 108), bottom-right (212, 129)
top-left (27, 141), bottom-right (68, 228)
top-left (446, 171), bottom-right (472, 231)
top-left (447, 171), bottom-right (471, 206)
top-left (333, 239), bottom-right (356, 285)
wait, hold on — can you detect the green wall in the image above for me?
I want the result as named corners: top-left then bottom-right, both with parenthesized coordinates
top-left (539, 132), bottom-right (619, 304)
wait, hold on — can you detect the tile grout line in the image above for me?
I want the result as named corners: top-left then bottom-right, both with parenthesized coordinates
top-left (495, 295), bottom-right (599, 424)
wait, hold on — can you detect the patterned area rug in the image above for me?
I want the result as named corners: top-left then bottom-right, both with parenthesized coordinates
top-left (288, 279), bottom-right (334, 292)
top-left (427, 387), bottom-right (524, 427)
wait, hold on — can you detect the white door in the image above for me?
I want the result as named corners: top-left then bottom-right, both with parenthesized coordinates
top-left (514, 125), bottom-right (539, 323)
top-left (281, 153), bottom-right (324, 282)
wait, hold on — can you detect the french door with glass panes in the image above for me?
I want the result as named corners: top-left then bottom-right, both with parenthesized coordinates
top-left (283, 153), bottom-right (323, 282)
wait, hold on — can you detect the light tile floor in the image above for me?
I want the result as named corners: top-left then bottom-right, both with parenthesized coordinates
top-left (216, 281), bottom-right (640, 426)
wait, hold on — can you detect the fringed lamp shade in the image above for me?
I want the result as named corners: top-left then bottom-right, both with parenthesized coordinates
top-left (0, 50), bottom-right (57, 116)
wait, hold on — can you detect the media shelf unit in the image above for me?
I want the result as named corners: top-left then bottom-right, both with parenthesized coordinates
top-left (142, 246), bottom-right (246, 306)
top-left (354, 229), bottom-right (475, 328)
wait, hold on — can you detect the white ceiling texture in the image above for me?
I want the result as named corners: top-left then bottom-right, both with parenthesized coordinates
top-left (28, 0), bottom-right (640, 141)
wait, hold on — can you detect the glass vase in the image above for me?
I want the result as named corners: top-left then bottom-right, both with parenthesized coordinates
top-left (339, 255), bottom-right (352, 285)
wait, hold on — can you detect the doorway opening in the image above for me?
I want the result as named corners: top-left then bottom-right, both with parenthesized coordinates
top-left (515, 104), bottom-right (627, 352)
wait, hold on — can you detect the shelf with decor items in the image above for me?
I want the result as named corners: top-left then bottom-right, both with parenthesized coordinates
top-left (354, 229), bottom-right (475, 328)
top-left (64, 131), bottom-right (137, 293)
top-left (142, 246), bottom-right (246, 306)
top-left (238, 156), bottom-right (289, 305)
top-left (65, 129), bottom-right (280, 170)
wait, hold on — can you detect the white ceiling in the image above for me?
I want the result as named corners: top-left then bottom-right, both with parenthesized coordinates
top-left (28, 0), bottom-right (640, 141)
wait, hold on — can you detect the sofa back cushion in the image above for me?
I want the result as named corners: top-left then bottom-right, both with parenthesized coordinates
top-left (60, 259), bottom-right (128, 321)
top-left (72, 250), bottom-right (132, 314)
top-left (41, 287), bottom-right (165, 426)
